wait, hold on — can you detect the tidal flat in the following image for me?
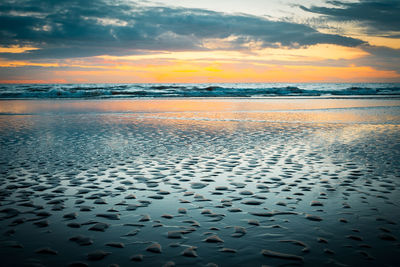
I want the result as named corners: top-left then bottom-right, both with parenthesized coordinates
top-left (0, 98), bottom-right (399, 266)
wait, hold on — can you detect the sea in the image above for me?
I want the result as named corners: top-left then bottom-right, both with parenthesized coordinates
top-left (0, 83), bottom-right (399, 98)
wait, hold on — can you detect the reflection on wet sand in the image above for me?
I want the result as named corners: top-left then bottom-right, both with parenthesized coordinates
top-left (1, 98), bottom-right (400, 115)
top-left (0, 99), bottom-right (399, 266)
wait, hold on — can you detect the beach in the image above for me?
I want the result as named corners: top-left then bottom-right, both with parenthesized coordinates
top-left (1, 98), bottom-right (400, 266)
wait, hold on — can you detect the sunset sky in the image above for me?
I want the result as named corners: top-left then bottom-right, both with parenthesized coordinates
top-left (0, 0), bottom-right (399, 83)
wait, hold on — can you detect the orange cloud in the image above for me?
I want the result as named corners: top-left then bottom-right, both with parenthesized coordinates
top-left (98, 44), bottom-right (368, 63)
top-left (0, 45), bottom-right (39, 53)
top-left (0, 60), bottom-right (60, 68)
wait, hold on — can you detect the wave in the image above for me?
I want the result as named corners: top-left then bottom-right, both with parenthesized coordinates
top-left (0, 83), bottom-right (400, 99)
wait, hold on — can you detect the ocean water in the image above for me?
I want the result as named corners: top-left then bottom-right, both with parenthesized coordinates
top-left (0, 83), bottom-right (400, 98)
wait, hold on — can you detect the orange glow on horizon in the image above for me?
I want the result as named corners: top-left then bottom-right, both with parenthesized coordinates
top-left (0, 44), bottom-right (399, 83)
top-left (1, 63), bottom-right (398, 83)
top-left (34, 63), bottom-right (398, 83)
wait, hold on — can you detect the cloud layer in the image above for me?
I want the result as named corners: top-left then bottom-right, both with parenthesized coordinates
top-left (300, 0), bottom-right (400, 37)
top-left (0, 0), bottom-right (364, 59)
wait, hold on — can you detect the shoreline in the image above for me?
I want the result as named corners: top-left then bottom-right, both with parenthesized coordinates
top-left (1, 94), bottom-right (400, 101)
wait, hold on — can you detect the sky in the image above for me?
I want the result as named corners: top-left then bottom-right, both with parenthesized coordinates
top-left (0, 0), bottom-right (399, 83)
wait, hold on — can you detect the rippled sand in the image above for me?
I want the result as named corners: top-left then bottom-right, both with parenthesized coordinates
top-left (0, 98), bottom-right (400, 266)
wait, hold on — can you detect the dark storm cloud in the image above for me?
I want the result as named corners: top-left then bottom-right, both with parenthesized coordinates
top-left (0, 0), bottom-right (365, 59)
top-left (300, 0), bottom-right (400, 36)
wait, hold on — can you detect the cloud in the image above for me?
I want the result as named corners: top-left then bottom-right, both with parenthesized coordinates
top-left (0, 0), bottom-right (364, 59)
top-left (300, 0), bottom-right (400, 37)
top-left (357, 44), bottom-right (400, 73)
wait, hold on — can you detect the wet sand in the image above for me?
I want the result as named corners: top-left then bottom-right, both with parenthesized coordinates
top-left (1, 98), bottom-right (400, 266)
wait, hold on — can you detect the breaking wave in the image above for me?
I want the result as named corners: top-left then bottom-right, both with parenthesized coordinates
top-left (0, 83), bottom-right (399, 99)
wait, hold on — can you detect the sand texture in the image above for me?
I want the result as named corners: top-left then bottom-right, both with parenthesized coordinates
top-left (0, 98), bottom-right (399, 266)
